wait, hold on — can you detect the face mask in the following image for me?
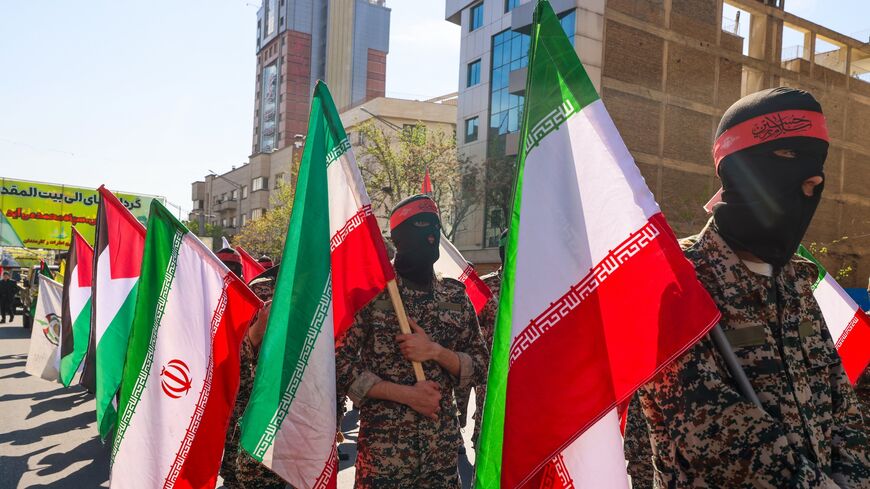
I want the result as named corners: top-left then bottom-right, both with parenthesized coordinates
top-left (391, 214), bottom-right (441, 284)
top-left (714, 140), bottom-right (826, 268)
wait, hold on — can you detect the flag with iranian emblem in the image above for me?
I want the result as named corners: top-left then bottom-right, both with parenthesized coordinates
top-left (110, 201), bottom-right (261, 489)
top-left (85, 186), bottom-right (147, 440)
top-left (798, 245), bottom-right (870, 384)
top-left (474, 2), bottom-right (721, 488)
top-left (60, 227), bottom-right (94, 387)
top-left (240, 81), bottom-right (394, 489)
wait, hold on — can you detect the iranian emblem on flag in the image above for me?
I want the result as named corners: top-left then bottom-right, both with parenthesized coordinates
top-left (110, 201), bottom-right (261, 489)
top-left (240, 81), bottom-right (395, 489)
top-left (474, 3), bottom-right (721, 488)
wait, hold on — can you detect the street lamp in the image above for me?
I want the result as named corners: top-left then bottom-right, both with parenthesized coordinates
top-left (360, 107), bottom-right (402, 133)
top-left (208, 169), bottom-right (243, 235)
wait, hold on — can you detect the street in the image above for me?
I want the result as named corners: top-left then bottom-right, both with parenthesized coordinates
top-left (0, 319), bottom-right (478, 488)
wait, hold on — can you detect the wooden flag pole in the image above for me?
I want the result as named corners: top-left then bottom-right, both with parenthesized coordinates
top-left (386, 279), bottom-right (426, 381)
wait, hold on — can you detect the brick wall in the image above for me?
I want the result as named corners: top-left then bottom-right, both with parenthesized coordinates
top-left (366, 48), bottom-right (387, 101)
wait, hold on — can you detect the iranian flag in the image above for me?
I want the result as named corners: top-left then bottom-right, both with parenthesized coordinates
top-left (85, 186), bottom-right (147, 440)
top-left (475, 3), bottom-right (721, 488)
top-left (110, 201), bottom-right (261, 489)
top-left (798, 246), bottom-right (870, 384)
top-left (240, 81), bottom-right (394, 488)
top-left (237, 245), bottom-right (266, 282)
top-left (60, 227), bottom-right (94, 387)
top-left (434, 233), bottom-right (492, 314)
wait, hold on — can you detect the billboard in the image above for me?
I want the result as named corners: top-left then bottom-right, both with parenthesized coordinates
top-left (0, 178), bottom-right (161, 250)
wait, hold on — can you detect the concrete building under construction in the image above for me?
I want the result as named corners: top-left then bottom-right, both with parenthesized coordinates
top-left (447, 0), bottom-right (870, 286)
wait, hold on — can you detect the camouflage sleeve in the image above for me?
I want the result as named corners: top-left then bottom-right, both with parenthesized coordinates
top-left (828, 360), bottom-right (870, 484)
top-left (455, 298), bottom-right (488, 391)
top-left (642, 336), bottom-right (839, 487)
top-left (335, 317), bottom-right (382, 406)
top-left (623, 394), bottom-right (653, 489)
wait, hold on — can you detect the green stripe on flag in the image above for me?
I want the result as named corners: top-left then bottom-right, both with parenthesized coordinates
top-left (96, 282), bottom-right (139, 440)
top-left (797, 245), bottom-right (826, 289)
top-left (239, 81), bottom-right (334, 462)
top-left (112, 202), bottom-right (185, 460)
top-left (475, 2), bottom-right (603, 486)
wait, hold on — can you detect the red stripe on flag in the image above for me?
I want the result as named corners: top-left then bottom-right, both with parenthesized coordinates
top-left (837, 309), bottom-right (870, 384)
top-left (237, 245), bottom-right (266, 283)
top-left (99, 186), bottom-right (146, 280)
top-left (459, 266), bottom-right (492, 314)
top-left (330, 212), bottom-right (394, 339)
top-left (171, 277), bottom-right (260, 489)
top-left (502, 213), bottom-right (719, 488)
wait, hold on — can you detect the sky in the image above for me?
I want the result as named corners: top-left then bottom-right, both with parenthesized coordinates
top-left (0, 1), bottom-right (865, 215)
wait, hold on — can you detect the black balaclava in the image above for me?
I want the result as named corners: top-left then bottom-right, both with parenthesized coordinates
top-left (498, 229), bottom-right (508, 264)
top-left (389, 194), bottom-right (441, 285)
top-left (216, 247), bottom-right (243, 278)
top-left (710, 87), bottom-right (829, 268)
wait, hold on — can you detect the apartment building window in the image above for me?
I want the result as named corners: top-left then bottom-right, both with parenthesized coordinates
top-left (470, 3), bottom-right (483, 31)
top-left (231, 189), bottom-right (239, 200)
top-left (274, 173), bottom-right (285, 188)
top-left (465, 117), bottom-right (479, 143)
top-left (221, 192), bottom-right (227, 202)
top-left (222, 218), bottom-right (228, 227)
top-left (241, 185), bottom-right (249, 199)
top-left (242, 214), bottom-right (248, 226)
top-left (251, 208), bottom-right (264, 221)
top-left (252, 176), bottom-right (268, 191)
top-left (467, 59), bottom-right (481, 87)
top-left (505, 0), bottom-right (520, 12)
top-left (231, 216), bottom-right (238, 228)
top-left (192, 200), bottom-right (202, 210)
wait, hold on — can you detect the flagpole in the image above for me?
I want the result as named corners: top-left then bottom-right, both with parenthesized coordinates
top-left (710, 324), bottom-right (763, 410)
top-left (386, 279), bottom-right (426, 381)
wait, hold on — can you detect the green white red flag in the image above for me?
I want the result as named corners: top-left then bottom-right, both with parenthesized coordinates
top-left (434, 233), bottom-right (492, 314)
top-left (110, 201), bottom-right (261, 489)
top-left (237, 245), bottom-right (266, 282)
top-left (239, 81), bottom-right (394, 488)
top-left (25, 274), bottom-right (64, 382)
top-left (798, 246), bottom-right (870, 384)
top-left (474, 3), bottom-right (720, 487)
top-left (60, 227), bottom-right (94, 387)
top-left (84, 186), bottom-right (147, 440)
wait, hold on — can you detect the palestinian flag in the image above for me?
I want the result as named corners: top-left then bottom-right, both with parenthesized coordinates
top-left (59, 227), bottom-right (94, 387)
top-left (237, 245), bottom-right (266, 282)
top-left (798, 246), bottom-right (870, 384)
top-left (434, 233), bottom-right (492, 314)
top-left (85, 186), bottom-right (147, 440)
top-left (110, 201), bottom-right (261, 489)
top-left (25, 274), bottom-right (64, 382)
top-left (240, 81), bottom-right (394, 488)
top-left (474, 3), bottom-right (720, 487)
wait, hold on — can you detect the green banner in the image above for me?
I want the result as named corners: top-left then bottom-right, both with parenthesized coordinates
top-left (0, 178), bottom-right (160, 249)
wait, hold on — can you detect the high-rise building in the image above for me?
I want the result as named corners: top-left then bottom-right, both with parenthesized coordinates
top-left (191, 0), bottom-right (391, 241)
top-left (446, 0), bottom-right (870, 286)
top-left (253, 0), bottom-right (391, 155)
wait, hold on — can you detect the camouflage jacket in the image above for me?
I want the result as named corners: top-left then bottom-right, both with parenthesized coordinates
top-left (634, 219), bottom-right (869, 488)
top-left (335, 274), bottom-right (488, 480)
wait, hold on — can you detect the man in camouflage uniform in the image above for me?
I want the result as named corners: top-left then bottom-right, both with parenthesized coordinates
top-left (628, 88), bottom-right (870, 487)
top-left (336, 194), bottom-right (488, 488)
top-left (220, 267), bottom-right (287, 489)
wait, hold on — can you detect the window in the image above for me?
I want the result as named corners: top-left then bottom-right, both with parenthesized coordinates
top-left (222, 218), bottom-right (228, 227)
top-left (231, 189), bottom-right (239, 200)
top-left (505, 0), bottom-right (520, 12)
top-left (252, 177), bottom-right (268, 191)
top-left (470, 3), bottom-right (483, 31)
top-left (242, 214), bottom-right (248, 226)
top-left (358, 131), bottom-right (366, 145)
top-left (192, 200), bottom-right (202, 210)
top-left (221, 193), bottom-right (227, 202)
top-left (465, 117), bottom-right (479, 142)
top-left (467, 59), bottom-right (481, 87)
top-left (274, 173), bottom-right (285, 188)
top-left (251, 208), bottom-right (264, 221)
top-left (231, 216), bottom-right (238, 228)
top-left (241, 186), bottom-right (248, 199)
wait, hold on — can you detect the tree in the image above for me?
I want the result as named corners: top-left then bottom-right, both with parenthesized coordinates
top-left (186, 220), bottom-right (224, 249)
top-left (356, 121), bottom-right (477, 240)
top-left (233, 180), bottom-right (296, 259)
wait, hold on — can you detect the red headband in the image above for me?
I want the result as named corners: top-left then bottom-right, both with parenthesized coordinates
top-left (713, 110), bottom-right (829, 173)
top-left (389, 199), bottom-right (439, 230)
top-left (216, 251), bottom-right (241, 264)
